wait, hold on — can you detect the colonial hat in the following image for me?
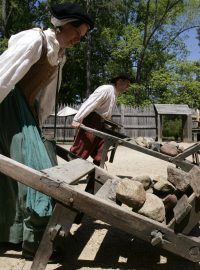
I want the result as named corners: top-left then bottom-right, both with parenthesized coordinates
top-left (50, 3), bottom-right (94, 30)
top-left (111, 73), bottom-right (134, 84)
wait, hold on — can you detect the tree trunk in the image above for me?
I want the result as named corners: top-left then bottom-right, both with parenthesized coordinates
top-left (86, 33), bottom-right (92, 98)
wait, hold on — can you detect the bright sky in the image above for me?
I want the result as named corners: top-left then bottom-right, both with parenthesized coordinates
top-left (183, 28), bottom-right (200, 61)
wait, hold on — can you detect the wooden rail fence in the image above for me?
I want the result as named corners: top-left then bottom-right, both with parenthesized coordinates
top-left (42, 104), bottom-right (157, 142)
top-left (42, 104), bottom-right (197, 142)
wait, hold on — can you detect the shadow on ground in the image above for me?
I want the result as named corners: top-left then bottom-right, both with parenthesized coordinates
top-left (52, 215), bottom-right (200, 270)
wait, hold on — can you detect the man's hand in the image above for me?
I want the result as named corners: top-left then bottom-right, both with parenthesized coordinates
top-left (71, 120), bottom-right (82, 128)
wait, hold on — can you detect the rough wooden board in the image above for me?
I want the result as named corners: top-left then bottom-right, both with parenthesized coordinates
top-left (95, 178), bottom-right (121, 202)
top-left (171, 142), bottom-right (200, 161)
top-left (154, 104), bottom-right (192, 115)
top-left (173, 195), bottom-right (192, 224)
top-left (1, 154), bottom-right (200, 262)
top-left (168, 166), bottom-right (200, 233)
top-left (94, 166), bottom-right (120, 184)
top-left (189, 166), bottom-right (200, 197)
top-left (80, 125), bottom-right (194, 171)
top-left (56, 144), bottom-right (78, 161)
top-left (168, 193), bottom-right (200, 235)
top-left (100, 139), bottom-right (114, 168)
top-left (31, 203), bottom-right (77, 270)
top-left (41, 159), bottom-right (95, 185)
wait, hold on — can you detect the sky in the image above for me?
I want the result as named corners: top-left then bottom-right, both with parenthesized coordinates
top-left (183, 28), bottom-right (200, 61)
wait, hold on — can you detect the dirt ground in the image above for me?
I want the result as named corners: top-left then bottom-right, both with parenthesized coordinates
top-left (0, 143), bottom-right (200, 270)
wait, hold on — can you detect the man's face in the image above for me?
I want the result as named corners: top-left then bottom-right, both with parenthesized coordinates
top-left (117, 79), bottom-right (131, 93)
top-left (57, 23), bottom-right (89, 48)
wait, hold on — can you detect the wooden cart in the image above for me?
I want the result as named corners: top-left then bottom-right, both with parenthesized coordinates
top-left (80, 125), bottom-right (200, 171)
top-left (0, 142), bottom-right (200, 270)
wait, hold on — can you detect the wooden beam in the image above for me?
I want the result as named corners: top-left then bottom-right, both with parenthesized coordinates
top-left (80, 125), bottom-right (195, 170)
top-left (0, 155), bottom-right (200, 262)
top-left (42, 159), bottom-right (95, 185)
top-left (31, 203), bottom-right (77, 270)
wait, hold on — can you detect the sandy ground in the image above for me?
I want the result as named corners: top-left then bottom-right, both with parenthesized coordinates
top-left (0, 143), bottom-right (200, 270)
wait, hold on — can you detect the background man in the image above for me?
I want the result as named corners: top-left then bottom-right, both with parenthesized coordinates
top-left (70, 74), bottom-right (132, 166)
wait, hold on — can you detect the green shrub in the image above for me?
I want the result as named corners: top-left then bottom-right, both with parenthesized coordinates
top-left (162, 116), bottom-right (182, 141)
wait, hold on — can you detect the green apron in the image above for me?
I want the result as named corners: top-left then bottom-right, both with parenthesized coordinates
top-left (0, 88), bottom-right (56, 253)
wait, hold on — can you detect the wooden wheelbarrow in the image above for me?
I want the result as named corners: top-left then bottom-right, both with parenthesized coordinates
top-left (1, 144), bottom-right (200, 269)
top-left (80, 125), bottom-right (200, 171)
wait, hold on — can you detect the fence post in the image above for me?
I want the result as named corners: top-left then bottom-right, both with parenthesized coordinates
top-left (121, 104), bottom-right (125, 134)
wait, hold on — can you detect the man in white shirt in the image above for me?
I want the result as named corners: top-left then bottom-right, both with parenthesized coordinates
top-left (70, 74), bottom-right (132, 166)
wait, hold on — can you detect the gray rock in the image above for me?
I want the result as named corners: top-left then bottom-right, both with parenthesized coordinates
top-left (146, 187), bottom-right (154, 193)
top-left (167, 165), bottom-right (190, 192)
top-left (116, 178), bottom-right (146, 210)
top-left (138, 193), bottom-right (166, 222)
top-left (153, 175), bottom-right (168, 183)
top-left (132, 175), bottom-right (152, 190)
top-left (168, 141), bottom-right (179, 147)
top-left (135, 137), bottom-right (155, 149)
top-left (177, 145), bottom-right (184, 153)
top-left (135, 137), bottom-right (146, 147)
top-left (151, 142), bottom-right (161, 152)
top-left (162, 194), bottom-right (178, 211)
top-left (143, 137), bottom-right (155, 148)
top-left (160, 143), bottom-right (178, 156)
top-left (153, 176), bottom-right (176, 193)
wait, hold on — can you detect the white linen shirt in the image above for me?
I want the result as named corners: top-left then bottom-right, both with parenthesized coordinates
top-left (0, 28), bottom-right (66, 124)
top-left (73, 84), bottom-right (117, 123)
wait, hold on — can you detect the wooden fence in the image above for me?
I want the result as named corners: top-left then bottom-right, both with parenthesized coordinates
top-left (42, 105), bottom-right (199, 143)
top-left (42, 104), bottom-right (157, 142)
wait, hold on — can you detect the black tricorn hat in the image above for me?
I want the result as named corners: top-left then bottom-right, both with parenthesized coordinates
top-left (111, 73), bottom-right (134, 84)
top-left (50, 3), bottom-right (94, 30)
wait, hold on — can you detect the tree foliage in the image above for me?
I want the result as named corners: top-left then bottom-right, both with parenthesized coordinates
top-left (0, 0), bottom-right (200, 107)
top-left (150, 60), bottom-right (200, 107)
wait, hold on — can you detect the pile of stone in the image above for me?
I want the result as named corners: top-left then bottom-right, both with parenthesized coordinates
top-left (135, 137), bottom-right (184, 156)
top-left (114, 165), bottom-right (193, 223)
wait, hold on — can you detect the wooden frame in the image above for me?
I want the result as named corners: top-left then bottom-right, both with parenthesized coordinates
top-left (1, 145), bottom-right (200, 269)
top-left (154, 104), bottom-right (193, 142)
top-left (80, 125), bottom-right (200, 171)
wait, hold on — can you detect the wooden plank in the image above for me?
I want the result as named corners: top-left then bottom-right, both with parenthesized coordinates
top-left (1, 155), bottom-right (200, 262)
top-left (168, 166), bottom-right (200, 233)
top-left (109, 143), bottom-right (118, 163)
top-left (168, 193), bottom-right (200, 235)
top-left (123, 114), bottom-right (155, 117)
top-left (42, 159), bottom-right (95, 185)
top-left (104, 128), bottom-right (128, 139)
top-left (157, 114), bottom-right (162, 142)
top-left (100, 139), bottom-right (113, 168)
top-left (154, 104), bottom-right (192, 115)
top-left (192, 152), bottom-right (200, 165)
top-left (183, 115), bottom-right (193, 142)
top-left (31, 203), bottom-right (77, 270)
top-left (174, 160), bottom-right (194, 172)
top-left (121, 105), bottom-right (125, 134)
top-left (56, 144), bottom-right (78, 161)
top-left (94, 166), bottom-right (119, 185)
top-left (95, 178), bottom-right (121, 202)
top-left (123, 125), bottom-right (156, 129)
top-left (189, 166), bottom-right (200, 197)
top-left (161, 115), bottom-right (163, 141)
top-left (170, 142), bottom-right (200, 161)
top-left (80, 125), bottom-right (181, 163)
top-left (173, 195), bottom-right (192, 224)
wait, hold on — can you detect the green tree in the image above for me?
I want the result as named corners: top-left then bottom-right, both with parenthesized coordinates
top-left (1, 0), bottom-right (200, 106)
top-left (0, 0), bottom-right (48, 52)
top-left (149, 60), bottom-right (200, 107)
